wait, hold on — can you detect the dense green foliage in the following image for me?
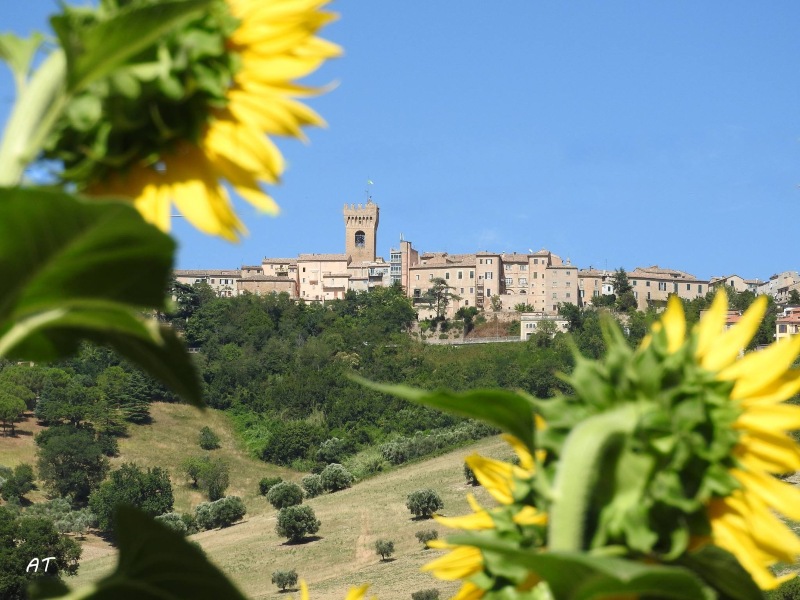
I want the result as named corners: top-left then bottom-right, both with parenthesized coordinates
top-left (88, 463), bottom-right (174, 532)
top-left (0, 463), bottom-right (35, 502)
top-left (154, 512), bottom-right (189, 535)
top-left (36, 425), bottom-right (109, 506)
top-left (195, 496), bottom-right (246, 530)
top-left (406, 489), bottom-right (443, 519)
top-left (301, 474), bottom-right (323, 498)
top-left (181, 455), bottom-right (230, 500)
top-left (272, 569), bottom-right (298, 591)
top-left (319, 463), bottom-right (354, 492)
top-left (24, 498), bottom-right (96, 537)
top-left (258, 476), bottom-right (283, 496)
top-left (276, 505), bottom-right (321, 543)
top-left (198, 425), bottom-right (221, 450)
top-left (266, 481), bottom-right (304, 509)
top-left (375, 539), bottom-right (395, 560)
top-left (415, 529), bottom-right (438, 548)
top-left (0, 506), bottom-right (81, 599)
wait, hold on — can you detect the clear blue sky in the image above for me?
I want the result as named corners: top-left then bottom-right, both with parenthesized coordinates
top-left (3, 2), bottom-right (799, 280)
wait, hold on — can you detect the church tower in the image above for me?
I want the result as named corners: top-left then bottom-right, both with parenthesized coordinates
top-left (343, 199), bottom-right (379, 262)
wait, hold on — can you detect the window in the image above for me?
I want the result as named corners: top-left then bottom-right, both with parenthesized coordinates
top-left (469, 270), bottom-right (474, 279)
top-left (632, 280), bottom-right (636, 286)
top-left (520, 265), bottom-right (527, 271)
top-left (533, 272), bottom-right (538, 279)
top-left (505, 277), bottom-right (513, 285)
top-left (566, 293), bottom-right (571, 298)
top-left (460, 288), bottom-right (464, 294)
top-left (470, 287), bottom-right (474, 294)
top-left (566, 271), bottom-right (571, 276)
top-left (479, 259), bottom-right (484, 265)
top-left (415, 274), bottom-right (420, 280)
top-left (698, 285), bottom-right (703, 293)
top-left (580, 290), bottom-right (585, 298)
top-left (552, 292), bottom-right (557, 299)
top-left (429, 274), bottom-right (433, 280)
top-left (658, 282), bottom-right (667, 291)
top-left (673, 283), bottom-right (678, 293)
top-left (210, 279), bottom-right (215, 284)
top-left (634, 291), bottom-right (638, 299)
top-left (485, 272), bottom-right (493, 280)
top-left (302, 278), bottom-right (305, 283)
top-left (486, 289), bottom-right (491, 296)
top-left (520, 278), bottom-right (527, 285)
top-left (465, 300), bottom-right (469, 306)
top-left (593, 290), bottom-right (599, 297)
top-left (779, 324), bottom-right (787, 333)
top-left (458, 271), bottom-right (463, 279)
top-left (552, 281), bottom-right (557, 287)
top-left (302, 267), bottom-right (306, 272)
top-left (566, 281), bottom-right (571, 287)
top-left (687, 283), bottom-right (691, 290)
top-left (646, 281), bottom-right (651, 287)
top-left (506, 264), bottom-right (514, 271)
top-left (445, 272), bottom-right (450, 280)
top-left (413, 289), bottom-right (421, 298)
top-left (354, 230), bottom-right (365, 248)
top-left (534, 259), bottom-right (539, 264)
top-left (487, 258), bottom-right (493, 265)
top-left (647, 292), bottom-right (651, 300)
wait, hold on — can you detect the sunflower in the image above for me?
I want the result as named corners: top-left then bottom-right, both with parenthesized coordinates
top-left (659, 292), bottom-right (800, 589)
top-left (48, 0), bottom-right (341, 241)
top-left (295, 580), bottom-right (370, 600)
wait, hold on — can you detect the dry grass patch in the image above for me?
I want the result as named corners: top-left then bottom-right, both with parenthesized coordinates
top-left (68, 435), bottom-right (512, 600)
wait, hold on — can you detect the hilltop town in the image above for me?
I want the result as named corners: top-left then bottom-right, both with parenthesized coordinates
top-left (175, 199), bottom-right (800, 337)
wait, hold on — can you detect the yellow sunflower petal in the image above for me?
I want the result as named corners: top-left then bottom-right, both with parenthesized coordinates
top-left (421, 545), bottom-right (483, 580)
top-left (734, 404), bottom-right (800, 435)
top-left (465, 454), bottom-right (521, 505)
top-left (452, 581), bottom-right (485, 600)
top-left (700, 295), bottom-right (767, 372)
top-left (731, 468), bottom-right (800, 520)
top-left (434, 510), bottom-right (495, 531)
top-left (501, 433), bottom-right (535, 471)
top-left (344, 584), bottom-right (370, 600)
top-left (299, 580), bottom-right (309, 600)
top-left (661, 295), bottom-right (686, 353)
top-left (735, 431), bottom-right (800, 473)
top-left (695, 291), bottom-right (728, 359)
top-left (512, 505), bottom-right (548, 526)
top-left (723, 492), bottom-right (800, 561)
top-left (720, 335), bottom-right (800, 400)
top-left (739, 370), bottom-right (800, 407)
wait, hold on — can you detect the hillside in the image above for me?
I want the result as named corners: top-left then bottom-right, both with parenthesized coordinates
top-left (53, 403), bottom-right (512, 599)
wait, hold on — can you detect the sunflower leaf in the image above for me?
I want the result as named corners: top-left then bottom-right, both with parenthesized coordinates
top-left (51, 0), bottom-right (214, 93)
top-left (0, 187), bottom-right (202, 406)
top-left (0, 32), bottom-right (45, 93)
top-left (675, 545), bottom-right (764, 600)
top-left (351, 376), bottom-right (539, 453)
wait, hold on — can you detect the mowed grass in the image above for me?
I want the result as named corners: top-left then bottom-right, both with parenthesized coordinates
top-left (66, 414), bottom-right (513, 600)
top-left (0, 412), bottom-right (49, 502)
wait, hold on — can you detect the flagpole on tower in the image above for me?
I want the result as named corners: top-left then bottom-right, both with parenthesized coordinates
top-left (366, 177), bottom-right (373, 201)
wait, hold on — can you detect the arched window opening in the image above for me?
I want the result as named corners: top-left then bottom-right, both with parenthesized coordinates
top-left (355, 230), bottom-right (365, 248)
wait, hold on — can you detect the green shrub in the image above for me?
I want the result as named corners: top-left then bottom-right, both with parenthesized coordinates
top-left (415, 529), bottom-right (438, 548)
top-left (272, 569), bottom-right (298, 591)
top-left (320, 463), bottom-right (353, 492)
top-left (261, 421), bottom-right (324, 465)
top-left (155, 512), bottom-right (188, 535)
top-left (301, 474), bottom-right (323, 498)
top-left (406, 489), bottom-right (443, 519)
top-left (316, 437), bottom-right (348, 464)
top-left (259, 476), bottom-right (283, 496)
top-left (768, 575), bottom-right (800, 600)
top-left (0, 463), bottom-right (35, 501)
top-left (276, 505), bottom-right (321, 543)
top-left (195, 496), bottom-right (246, 530)
top-left (182, 455), bottom-right (230, 501)
top-left (412, 589), bottom-right (440, 600)
top-left (380, 422), bottom-right (497, 466)
top-left (375, 539), bottom-right (395, 560)
top-left (88, 463), bottom-right (173, 532)
top-left (267, 481), bottom-right (304, 509)
top-left (97, 432), bottom-right (119, 457)
top-left (180, 512), bottom-right (199, 535)
top-left (464, 463), bottom-right (478, 486)
top-left (198, 426), bottom-right (221, 450)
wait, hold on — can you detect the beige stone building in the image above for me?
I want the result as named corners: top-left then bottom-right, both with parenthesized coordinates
top-left (408, 252), bottom-right (478, 316)
top-left (519, 313), bottom-right (570, 340)
top-left (709, 274), bottom-right (761, 294)
top-left (758, 271), bottom-right (800, 299)
top-left (777, 308), bottom-right (800, 341)
top-left (626, 266), bottom-right (708, 311)
top-left (174, 269), bottom-right (240, 297)
top-left (544, 262), bottom-right (580, 313)
top-left (296, 253), bottom-right (352, 301)
top-left (578, 268), bottom-right (614, 306)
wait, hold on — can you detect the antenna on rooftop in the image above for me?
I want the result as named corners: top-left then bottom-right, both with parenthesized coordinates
top-left (365, 177), bottom-right (374, 201)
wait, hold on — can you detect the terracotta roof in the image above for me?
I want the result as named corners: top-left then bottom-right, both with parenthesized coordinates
top-left (262, 258), bottom-right (297, 264)
top-left (501, 253), bottom-right (528, 263)
top-left (175, 269), bottom-right (239, 277)
top-left (578, 269), bottom-right (611, 277)
top-left (629, 266), bottom-right (702, 281)
top-left (297, 253), bottom-right (350, 262)
top-left (239, 276), bottom-right (295, 283)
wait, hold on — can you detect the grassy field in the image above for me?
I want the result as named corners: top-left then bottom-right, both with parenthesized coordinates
top-left (59, 404), bottom-right (511, 600)
top-left (3, 403), bottom-right (512, 598)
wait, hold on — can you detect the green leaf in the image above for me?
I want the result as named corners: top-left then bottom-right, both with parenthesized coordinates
top-left (676, 545), bottom-right (764, 600)
top-left (452, 534), bottom-right (711, 600)
top-left (30, 507), bottom-right (247, 600)
top-left (51, 0), bottom-right (214, 93)
top-left (0, 32), bottom-right (45, 92)
top-left (352, 376), bottom-right (539, 453)
top-left (0, 187), bottom-right (202, 406)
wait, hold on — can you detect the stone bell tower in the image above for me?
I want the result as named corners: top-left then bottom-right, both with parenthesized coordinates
top-left (343, 199), bottom-right (379, 262)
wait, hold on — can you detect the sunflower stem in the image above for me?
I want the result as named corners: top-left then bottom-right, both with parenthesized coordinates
top-left (0, 49), bottom-right (67, 186)
top-left (547, 403), bottom-right (643, 552)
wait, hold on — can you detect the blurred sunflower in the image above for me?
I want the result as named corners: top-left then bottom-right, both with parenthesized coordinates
top-left (295, 580), bottom-right (370, 600)
top-left (660, 292), bottom-right (800, 589)
top-left (46, 0), bottom-right (341, 240)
